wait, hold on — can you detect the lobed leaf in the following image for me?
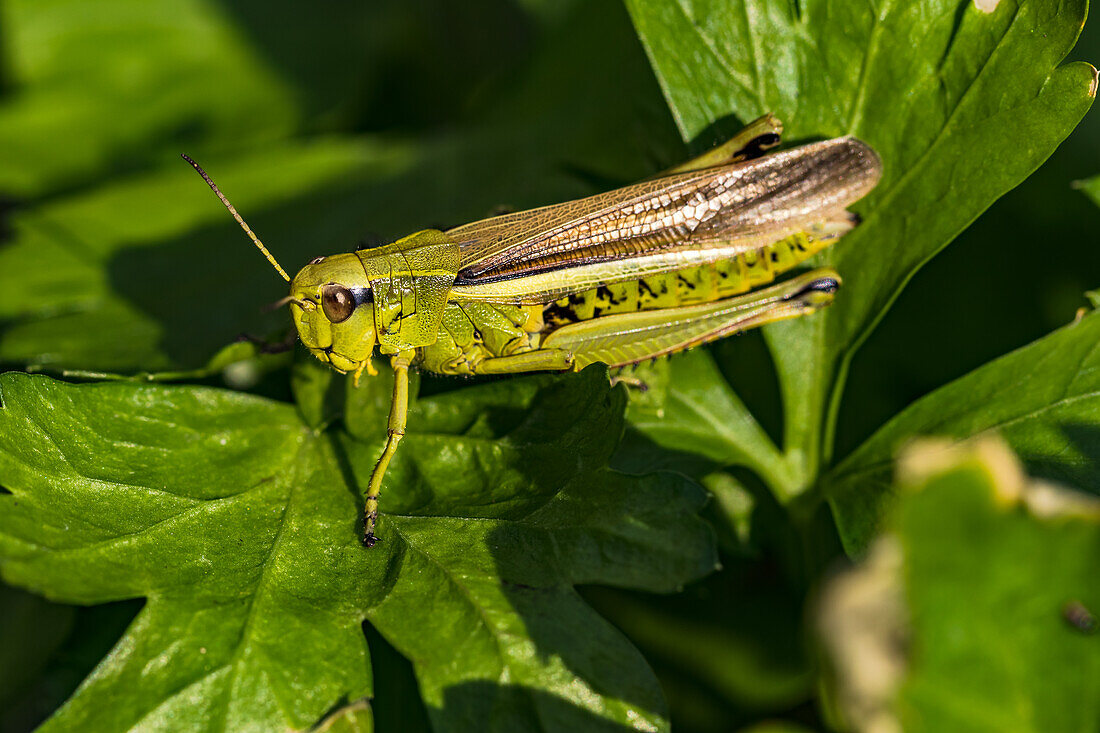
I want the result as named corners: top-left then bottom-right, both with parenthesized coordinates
top-left (0, 366), bottom-right (715, 732)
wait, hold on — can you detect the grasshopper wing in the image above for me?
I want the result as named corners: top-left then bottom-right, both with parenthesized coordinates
top-left (448, 137), bottom-right (880, 303)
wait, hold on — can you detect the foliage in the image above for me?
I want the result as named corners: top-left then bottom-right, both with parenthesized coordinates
top-left (0, 364), bottom-right (713, 731)
top-left (828, 307), bottom-right (1100, 553)
top-left (0, 0), bottom-right (1097, 731)
top-left (819, 438), bottom-right (1100, 732)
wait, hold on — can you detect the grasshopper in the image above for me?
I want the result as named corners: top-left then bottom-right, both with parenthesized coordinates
top-left (184, 115), bottom-right (881, 546)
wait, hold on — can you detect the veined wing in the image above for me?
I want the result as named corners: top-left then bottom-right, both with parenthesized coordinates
top-left (448, 137), bottom-right (881, 303)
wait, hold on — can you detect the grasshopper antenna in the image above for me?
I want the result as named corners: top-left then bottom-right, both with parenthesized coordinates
top-left (181, 153), bottom-right (291, 282)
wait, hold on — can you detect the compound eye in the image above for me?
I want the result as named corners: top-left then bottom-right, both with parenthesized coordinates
top-left (321, 283), bottom-right (356, 323)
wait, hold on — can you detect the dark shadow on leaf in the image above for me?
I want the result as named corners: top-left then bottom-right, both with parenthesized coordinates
top-left (297, 360), bottom-right (349, 430)
top-left (0, 594), bottom-right (141, 733)
top-left (0, 195), bottom-right (19, 244)
top-left (938, 0), bottom-right (975, 73)
top-left (711, 334), bottom-right (785, 452)
top-left (326, 433), bottom-right (366, 530)
top-left (438, 681), bottom-right (651, 733)
top-left (1024, 422), bottom-right (1100, 496)
top-left (370, 369), bottom-right (623, 519)
top-left (481, 528), bottom-right (668, 720)
top-left (362, 622), bottom-right (433, 733)
top-left (613, 427), bottom-right (721, 478)
top-left (686, 115), bottom-right (827, 158)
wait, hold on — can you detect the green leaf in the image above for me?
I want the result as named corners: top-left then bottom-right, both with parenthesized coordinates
top-left (0, 366), bottom-right (715, 732)
top-left (827, 307), bottom-right (1100, 554)
top-left (339, 365), bottom-right (717, 730)
top-left (819, 439), bottom-right (1100, 732)
top-left (625, 0), bottom-right (1097, 492)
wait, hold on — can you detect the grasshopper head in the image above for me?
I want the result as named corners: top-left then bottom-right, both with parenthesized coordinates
top-left (289, 253), bottom-right (377, 375)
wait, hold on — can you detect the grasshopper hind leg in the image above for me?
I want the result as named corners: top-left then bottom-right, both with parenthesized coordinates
top-left (539, 270), bottom-right (840, 371)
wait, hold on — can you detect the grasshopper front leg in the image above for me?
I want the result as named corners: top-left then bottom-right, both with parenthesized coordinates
top-left (363, 349), bottom-right (415, 547)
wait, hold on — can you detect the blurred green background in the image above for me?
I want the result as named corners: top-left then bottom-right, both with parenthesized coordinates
top-left (0, 0), bottom-right (1096, 730)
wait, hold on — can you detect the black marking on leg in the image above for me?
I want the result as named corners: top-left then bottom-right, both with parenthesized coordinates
top-left (362, 509), bottom-right (380, 548)
top-left (543, 301), bottom-right (577, 326)
top-left (788, 277), bottom-right (840, 300)
top-left (596, 285), bottom-right (623, 306)
top-left (738, 132), bottom-right (782, 160)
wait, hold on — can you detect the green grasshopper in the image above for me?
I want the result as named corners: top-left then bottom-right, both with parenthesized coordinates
top-left (183, 115), bottom-right (881, 546)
